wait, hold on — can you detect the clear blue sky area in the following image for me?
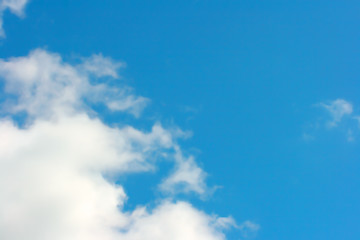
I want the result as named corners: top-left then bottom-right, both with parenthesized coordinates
top-left (2, 1), bottom-right (360, 239)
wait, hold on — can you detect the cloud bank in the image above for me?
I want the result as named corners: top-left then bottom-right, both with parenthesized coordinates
top-left (0, 0), bottom-right (28, 37)
top-left (0, 49), bottom-right (257, 239)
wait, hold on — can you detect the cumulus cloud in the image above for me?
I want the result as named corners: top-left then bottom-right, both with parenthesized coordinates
top-left (0, 115), bottom-right (228, 240)
top-left (319, 99), bottom-right (353, 127)
top-left (0, 49), bottom-right (147, 118)
top-left (0, 49), bottom-right (254, 239)
top-left (0, 0), bottom-right (28, 37)
top-left (120, 201), bottom-right (236, 240)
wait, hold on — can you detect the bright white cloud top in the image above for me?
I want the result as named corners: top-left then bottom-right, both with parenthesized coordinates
top-left (0, 0), bottom-right (28, 37)
top-left (0, 49), bottom-right (258, 239)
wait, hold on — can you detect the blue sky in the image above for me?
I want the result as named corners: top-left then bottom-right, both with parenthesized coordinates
top-left (1, 1), bottom-right (360, 239)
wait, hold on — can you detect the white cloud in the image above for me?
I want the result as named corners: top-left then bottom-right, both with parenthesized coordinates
top-left (107, 95), bottom-right (150, 118)
top-left (120, 201), bottom-right (235, 240)
top-left (353, 116), bottom-right (360, 127)
top-left (0, 49), bottom-right (256, 239)
top-left (160, 148), bottom-right (208, 195)
top-left (80, 53), bottom-right (124, 78)
top-left (237, 221), bottom-right (260, 239)
top-left (0, 114), bottom-right (230, 240)
top-left (319, 99), bottom-right (353, 127)
top-left (214, 218), bottom-right (260, 239)
top-left (0, 0), bottom-right (28, 37)
top-left (0, 49), bottom-right (147, 118)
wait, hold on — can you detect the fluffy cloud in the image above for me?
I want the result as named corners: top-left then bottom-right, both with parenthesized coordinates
top-left (0, 49), bottom-right (255, 239)
top-left (0, 113), bottom-right (223, 240)
top-left (0, 49), bottom-right (147, 118)
top-left (319, 99), bottom-right (353, 127)
top-left (0, 0), bottom-right (28, 37)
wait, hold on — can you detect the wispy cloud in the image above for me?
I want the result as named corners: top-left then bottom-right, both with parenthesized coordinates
top-left (80, 53), bottom-right (124, 78)
top-left (238, 221), bottom-right (261, 238)
top-left (0, 0), bottom-right (29, 37)
top-left (353, 116), bottom-right (360, 127)
top-left (160, 148), bottom-right (208, 196)
top-left (305, 99), bottom-right (360, 142)
top-left (0, 49), bottom-right (255, 239)
top-left (319, 99), bottom-right (353, 128)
